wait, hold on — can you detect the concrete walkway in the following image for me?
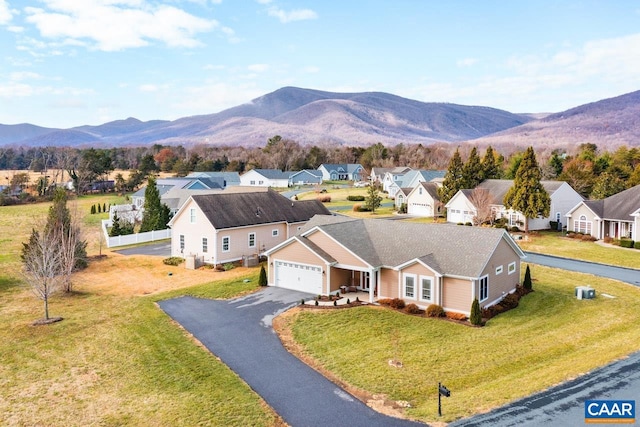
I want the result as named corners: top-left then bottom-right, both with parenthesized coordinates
top-left (158, 287), bottom-right (425, 427)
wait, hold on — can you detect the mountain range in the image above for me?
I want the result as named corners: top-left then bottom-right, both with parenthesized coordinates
top-left (1, 87), bottom-right (639, 149)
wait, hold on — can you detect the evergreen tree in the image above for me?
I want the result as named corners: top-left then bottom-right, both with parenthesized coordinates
top-left (470, 298), bottom-right (482, 326)
top-left (364, 184), bottom-right (383, 212)
top-left (97, 203), bottom-right (102, 213)
top-left (103, 202), bottom-right (106, 213)
top-left (523, 265), bottom-right (532, 291)
top-left (590, 172), bottom-right (627, 199)
top-left (140, 176), bottom-right (168, 232)
top-left (438, 148), bottom-right (465, 205)
top-left (258, 265), bottom-right (267, 286)
top-left (481, 146), bottom-right (502, 180)
top-left (90, 204), bottom-right (96, 215)
top-left (548, 152), bottom-right (565, 177)
top-left (503, 147), bottom-right (550, 233)
top-left (462, 147), bottom-right (483, 189)
top-left (109, 212), bottom-right (122, 237)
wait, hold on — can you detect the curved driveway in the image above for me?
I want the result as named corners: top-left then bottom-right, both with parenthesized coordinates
top-left (158, 287), bottom-right (424, 427)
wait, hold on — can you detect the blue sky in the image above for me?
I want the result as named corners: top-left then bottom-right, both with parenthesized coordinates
top-left (1, 1), bottom-right (639, 128)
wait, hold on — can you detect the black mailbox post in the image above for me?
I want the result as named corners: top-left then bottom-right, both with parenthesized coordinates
top-left (438, 382), bottom-right (451, 416)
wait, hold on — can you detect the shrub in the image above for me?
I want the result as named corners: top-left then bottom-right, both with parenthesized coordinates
top-left (465, 222), bottom-right (473, 226)
top-left (398, 203), bottom-right (407, 214)
top-left (377, 298), bottom-right (393, 306)
top-left (501, 293), bottom-right (519, 310)
top-left (215, 264), bottom-right (225, 272)
top-left (635, 241), bottom-right (640, 250)
top-left (404, 303), bottom-right (422, 315)
top-left (90, 204), bottom-right (96, 214)
top-left (315, 300), bottom-right (319, 306)
top-left (346, 298), bottom-right (350, 304)
top-left (470, 298), bottom-right (482, 325)
top-left (223, 263), bottom-right (235, 271)
top-left (300, 299), bottom-right (305, 305)
top-left (581, 234), bottom-right (597, 241)
top-left (258, 265), bottom-right (267, 286)
top-left (426, 304), bottom-right (445, 318)
top-left (620, 239), bottom-right (634, 248)
top-left (510, 226), bottom-right (520, 232)
top-left (523, 265), bottom-right (532, 291)
top-left (347, 195), bottom-right (365, 201)
top-left (389, 298), bottom-right (406, 309)
top-left (353, 203), bottom-right (371, 212)
top-left (333, 300), bottom-right (337, 306)
top-left (163, 257), bottom-right (184, 266)
top-left (603, 236), bottom-right (613, 244)
top-left (446, 312), bottom-right (468, 321)
top-left (316, 195), bottom-right (332, 203)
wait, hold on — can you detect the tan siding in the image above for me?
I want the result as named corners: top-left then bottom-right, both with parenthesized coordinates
top-left (307, 231), bottom-right (369, 269)
top-left (480, 238), bottom-right (521, 305)
top-left (330, 268), bottom-right (351, 293)
top-left (268, 240), bottom-right (327, 290)
top-left (217, 223), bottom-right (287, 264)
top-left (398, 262), bottom-right (439, 306)
top-left (442, 277), bottom-right (472, 313)
top-left (568, 204), bottom-right (599, 237)
top-left (379, 268), bottom-right (399, 299)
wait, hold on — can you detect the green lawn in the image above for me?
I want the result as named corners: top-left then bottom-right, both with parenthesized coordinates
top-left (0, 195), bottom-right (277, 426)
top-left (288, 264), bottom-right (640, 423)
top-left (518, 231), bottom-right (640, 269)
top-left (296, 186), bottom-right (396, 217)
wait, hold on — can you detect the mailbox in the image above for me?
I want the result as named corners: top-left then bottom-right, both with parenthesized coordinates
top-left (439, 384), bottom-right (451, 397)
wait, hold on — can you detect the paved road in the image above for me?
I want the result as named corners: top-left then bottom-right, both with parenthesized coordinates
top-left (451, 351), bottom-right (640, 427)
top-left (159, 288), bottom-right (424, 427)
top-left (524, 252), bottom-right (640, 286)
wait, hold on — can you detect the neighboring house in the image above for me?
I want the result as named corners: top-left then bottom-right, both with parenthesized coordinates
top-left (318, 164), bottom-right (365, 181)
top-left (187, 171), bottom-right (241, 188)
top-left (565, 184), bottom-right (640, 241)
top-left (289, 170), bottom-right (323, 186)
top-left (266, 216), bottom-right (525, 315)
top-left (381, 167), bottom-right (412, 193)
top-left (369, 167), bottom-right (394, 184)
top-left (406, 182), bottom-right (443, 217)
top-left (387, 170), bottom-right (445, 199)
top-left (394, 187), bottom-right (412, 210)
top-left (131, 177), bottom-right (222, 208)
top-left (168, 188), bottom-right (332, 265)
top-left (240, 169), bottom-right (291, 187)
top-left (445, 179), bottom-right (583, 230)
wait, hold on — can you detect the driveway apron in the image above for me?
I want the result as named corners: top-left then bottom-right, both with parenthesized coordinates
top-left (158, 287), bottom-right (424, 427)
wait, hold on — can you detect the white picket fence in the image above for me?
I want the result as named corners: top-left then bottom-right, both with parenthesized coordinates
top-left (102, 219), bottom-right (171, 248)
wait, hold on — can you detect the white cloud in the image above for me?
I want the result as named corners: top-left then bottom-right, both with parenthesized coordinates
top-left (267, 6), bottom-right (317, 23)
top-left (203, 64), bottom-right (225, 70)
top-left (248, 63), bottom-right (269, 72)
top-left (139, 84), bottom-right (158, 92)
top-left (10, 71), bottom-right (43, 81)
top-left (173, 82), bottom-right (263, 112)
top-left (456, 58), bottom-right (477, 67)
top-left (0, 0), bottom-right (12, 25)
top-left (302, 65), bottom-right (319, 73)
top-left (23, 0), bottom-right (222, 52)
top-left (256, 0), bottom-right (272, 4)
top-left (8, 25), bottom-right (24, 33)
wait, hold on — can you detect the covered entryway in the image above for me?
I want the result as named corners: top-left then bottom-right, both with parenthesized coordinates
top-left (274, 261), bottom-right (323, 294)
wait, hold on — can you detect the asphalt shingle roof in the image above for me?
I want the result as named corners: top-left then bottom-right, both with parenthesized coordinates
top-left (476, 179), bottom-right (564, 205)
top-left (584, 185), bottom-right (640, 221)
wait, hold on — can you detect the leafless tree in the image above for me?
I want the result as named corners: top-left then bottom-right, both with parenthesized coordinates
top-left (469, 188), bottom-right (494, 226)
top-left (22, 226), bottom-right (64, 321)
top-left (58, 207), bottom-right (83, 293)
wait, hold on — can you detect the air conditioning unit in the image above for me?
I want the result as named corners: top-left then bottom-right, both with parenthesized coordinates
top-left (575, 286), bottom-right (596, 300)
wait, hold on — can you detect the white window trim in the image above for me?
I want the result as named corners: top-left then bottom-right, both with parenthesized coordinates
top-left (479, 275), bottom-right (489, 302)
top-left (495, 265), bottom-right (503, 275)
top-left (272, 229), bottom-right (279, 237)
top-left (202, 237), bottom-right (208, 253)
top-left (189, 208), bottom-right (196, 224)
top-left (222, 236), bottom-right (230, 252)
top-left (419, 275), bottom-right (433, 303)
top-left (179, 234), bottom-right (185, 251)
top-left (403, 273), bottom-right (416, 299)
top-left (508, 262), bottom-right (516, 275)
top-left (248, 232), bottom-right (256, 248)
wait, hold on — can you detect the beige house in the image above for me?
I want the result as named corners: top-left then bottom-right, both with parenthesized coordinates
top-left (266, 216), bottom-right (525, 315)
top-left (566, 184), bottom-right (640, 241)
top-left (406, 182), bottom-right (443, 217)
top-left (168, 189), bottom-right (331, 265)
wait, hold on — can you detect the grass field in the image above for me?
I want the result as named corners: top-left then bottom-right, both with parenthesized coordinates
top-left (0, 195), bottom-right (278, 426)
top-left (518, 231), bottom-right (640, 269)
top-left (286, 264), bottom-right (640, 424)
top-left (296, 186), bottom-right (396, 217)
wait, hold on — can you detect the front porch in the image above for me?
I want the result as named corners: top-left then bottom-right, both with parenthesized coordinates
top-left (302, 291), bottom-right (371, 307)
top-left (327, 266), bottom-right (378, 303)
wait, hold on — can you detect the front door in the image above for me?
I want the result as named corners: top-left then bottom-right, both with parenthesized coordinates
top-left (361, 271), bottom-right (370, 291)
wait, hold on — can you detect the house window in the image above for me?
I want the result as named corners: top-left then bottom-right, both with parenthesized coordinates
top-left (250, 180), bottom-right (255, 185)
top-left (574, 215), bottom-right (592, 235)
top-left (420, 276), bottom-right (433, 302)
top-left (496, 265), bottom-right (503, 275)
top-left (248, 233), bottom-right (256, 248)
top-left (479, 275), bottom-right (488, 302)
top-left (556, 212), bottom-right (561, 222)
top-left (189, 208), bottom-right (196, 223)
top-left (509, 213), bottom-right (519, 227)
top-left (272, 229), bottom-right (279, 237)
top-left (259, 180), bottom-right (264, 185)
top-left (508, 262), bottom-right (516, 275)
top-left (419, 187), bottom-right (422, 195)
top-left (403, 274), bottom-right (416, 299)
top-left (179, 235), bottom-right (185, 251)
top-left (202, 237), bottom-right (208, 253)
top-left (222, 236), bottom-right (230, 252)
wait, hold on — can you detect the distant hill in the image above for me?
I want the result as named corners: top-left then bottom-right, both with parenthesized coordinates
top-left (0, 87), bottom-right (531, 148)
top-left (1, 87), bottom-right (639, 149)
top-left (471, 90), bottom-right (640, 149)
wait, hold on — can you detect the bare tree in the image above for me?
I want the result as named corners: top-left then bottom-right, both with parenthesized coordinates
top-left (469, 188), bottom-right (494, 226)
top-left (58, 215), bottom-right (82, 293)
top-left (22, 227), bottom-right (64, 322)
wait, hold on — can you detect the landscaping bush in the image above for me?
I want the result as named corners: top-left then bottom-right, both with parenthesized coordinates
top-left (347, 195), bottom-right (365, 201)
top-left (163, 257), bottom-right (184, 266)
top-left (523, 265), bottom-right (532, 291)
top-left (223, 263), bottom-right (236, 271)
top-left (603, 236), bottom-right (614, 244)
top-left (258, 265), bottom-right (267, 286)
top-left (446, 312), bottom-right (468, 321)
top-left (470, 298), bottom-right (482, 325)
top-left (426, 304), bottom-right (445, 318)
top-left (352, 203), bottom-right (371, 212)
top-left (635, 241), bottom-right (640, 249)
top-left (377, 298), bottom-right (392, 306)
top-left (389, 298), bottom-right (406, 309)
top-left (620, 239), bottom-right (634, 248)
top-left (501, 293), bottom-right (520, 310)
top-left (510, 226), bottom-right (520, 232)
top-left (316, 195), bottom-right (332, 203)
top-left (404, 303), bottom-right (422, 314)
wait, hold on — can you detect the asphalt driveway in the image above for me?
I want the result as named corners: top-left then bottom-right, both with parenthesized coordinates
top-left (158, 287), bottom-right (424, 427)
top-left (113, 240), bottom-right (171, 257)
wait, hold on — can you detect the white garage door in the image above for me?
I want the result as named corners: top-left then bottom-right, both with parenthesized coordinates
top-left (408, 202), bottom-right (431, 217)
top-left (274, 261), bottom-right (322, 294)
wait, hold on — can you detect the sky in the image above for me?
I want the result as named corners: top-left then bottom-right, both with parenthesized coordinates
top-left (1, 1), bottom-right (640, 129)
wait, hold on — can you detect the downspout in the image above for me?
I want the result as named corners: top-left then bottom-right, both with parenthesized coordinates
top-left (213, 229), bottom-right (218, 265)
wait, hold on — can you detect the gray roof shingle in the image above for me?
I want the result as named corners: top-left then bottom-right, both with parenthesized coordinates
top-left (585, 185), bottom-right (640, 221)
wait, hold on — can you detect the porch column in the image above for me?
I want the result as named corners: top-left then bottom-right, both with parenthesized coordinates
top-left (369, 268), bottom-right (376, 303)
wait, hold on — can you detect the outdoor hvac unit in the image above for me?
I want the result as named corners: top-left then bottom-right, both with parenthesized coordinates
top-left (575, 286), bottom-right (596, 300)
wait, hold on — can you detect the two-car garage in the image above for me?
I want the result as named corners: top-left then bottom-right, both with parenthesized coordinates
top-left (273, 260), bottom-right (323, 295)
